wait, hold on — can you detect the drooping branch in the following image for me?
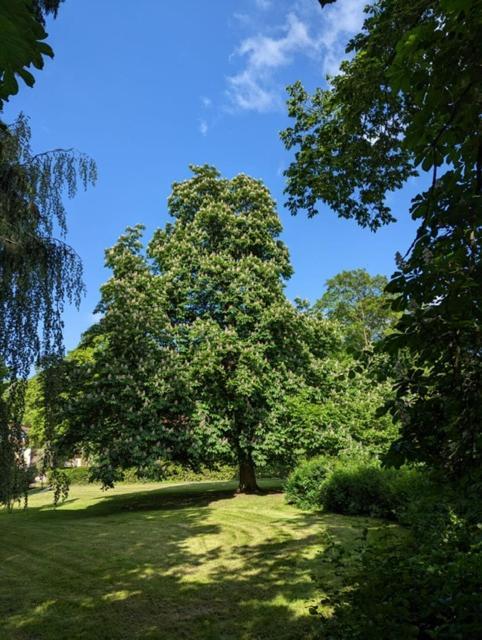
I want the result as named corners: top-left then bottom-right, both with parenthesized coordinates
top-left (0, 114), bottom-right (96, 508)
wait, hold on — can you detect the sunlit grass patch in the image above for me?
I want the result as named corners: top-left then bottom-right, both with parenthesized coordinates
top-left (0, 480), bottom-right (385, 640)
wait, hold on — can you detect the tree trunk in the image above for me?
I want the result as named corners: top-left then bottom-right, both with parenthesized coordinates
top-left (238, 454), bottom-right (259, 493)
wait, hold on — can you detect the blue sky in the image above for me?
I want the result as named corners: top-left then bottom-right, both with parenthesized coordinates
top-left (5, 0), bottom-right (419, 352)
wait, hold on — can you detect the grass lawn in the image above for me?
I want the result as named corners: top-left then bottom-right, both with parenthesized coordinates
top-left (0, 480), bottom-right (386, 640)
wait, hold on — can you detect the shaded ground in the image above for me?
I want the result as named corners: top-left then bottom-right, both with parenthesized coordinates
top-left (0, 480), bottom-right (383, 640)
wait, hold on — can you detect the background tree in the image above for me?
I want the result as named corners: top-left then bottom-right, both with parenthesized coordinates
top-left (281, 0), bottom-right (482, 476)
top-left (313, 269), bottom-right (396, 353)
top-left (270, 271), bottom-right (399, 463)
top-left (23, 339), bottom-right (94, 459)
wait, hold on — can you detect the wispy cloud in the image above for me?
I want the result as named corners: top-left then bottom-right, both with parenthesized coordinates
top-left (199, 119), bottom-right (208, 136)
top-left (254, 0), bottom-right (272, 10)
top-left (226, 0), bottom-right (365, 113)
top-left (318, 0), bottom-right (365, 75)
top-left (227, 13), bottom-right (316, 112)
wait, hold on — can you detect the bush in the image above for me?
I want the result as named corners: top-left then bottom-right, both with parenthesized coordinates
top-left (320, 463), bottom-right (430, 520)
top-left (284, 456), bottom-right (335, 509)
top-left (287, 456), bottom-right (482, 637)
top-left (316, 489), bottom-right (482, 639)
top-left (60, 467), bottom-right (91, 484)
top-left (285, 452), bottom-right (431, 519)
top-left (127, 462), bottom-right (238, 483)
top-left (320, 462), bottom-right (394, 518)
top-left (296, 464), bottom-right (482, 638)
top-left (59, 461), bottom-right (289, 486)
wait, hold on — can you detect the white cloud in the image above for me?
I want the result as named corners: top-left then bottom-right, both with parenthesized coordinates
top-left (227, 70), bottom-right (277, 112)
top-left (226, 0), bottom-right (365, 112)
top-left (199, 119), bottom-right (208, 136)
top-left (319, 0), bottom-right (365, 75)
top-left (201, 96), bottom-right (212, 108)
top-left (238, 14), bottom-right (314, 68)
top-left (227, 13), bottom-right (317, 112)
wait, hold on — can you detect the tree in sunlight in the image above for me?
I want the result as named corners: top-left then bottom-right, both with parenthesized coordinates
top-left (313, 269), bottom-right (397, 353)
top-left (58, 166), bottom-right (339, 491)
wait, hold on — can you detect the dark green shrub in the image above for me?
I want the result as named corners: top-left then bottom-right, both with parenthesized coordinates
top-left (320, 462), bottom-right (392, 518)
top-left (320, 463), bottom-right (429, 519)
top-left (129, 462), bottom-right (237, 483)
top-left (284, 456), bottom-right (334, 509)
top-left (316, 497), bottom-right (482, 639)
top-left (285, 452), bottom-right (430, 519)
top-left (60, 463), bottom-right (239, 485)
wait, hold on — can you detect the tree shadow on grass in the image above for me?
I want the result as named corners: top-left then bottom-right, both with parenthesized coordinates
top-left (25, 480), bottom-right (282, 519)
top-left (0, 483), bottom-right (382, 640)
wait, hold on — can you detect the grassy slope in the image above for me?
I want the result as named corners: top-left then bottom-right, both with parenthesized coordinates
top-left (0, 480), bottom-right (383, 640)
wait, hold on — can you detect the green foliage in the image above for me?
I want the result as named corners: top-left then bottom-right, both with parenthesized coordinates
top-left (0, 1), bottom-right (64, 106)
top-left (320, 462), bottom-right (428, 520)
top-left (285, 453), bottom-right (430, 520)
top-left (287, 454), bottom-right (482, 637)
top-left (58, 464), bottom-right (235, 485)
top-left (23, 341), bottom-right (96, 456)
top-left (0, 369), bottom-right (26, 508)
top-left (0, 114), bottom-right (96, 507)
top-left (315, 481), bottom-right (482, 639)
top-left (314, 269), bottom-right (397, 353)
top-left (57, 461), bottom-right (288, 486)
top-left (0, 0), bottom-right (51, 106)
top-left (23, 374), bottom-right (44, 447)
top-left (151, 165), bottom-right (314, 490)
top-left (272, 353), bottom-right (397, 463)
top-left (55, 166), bottom-right (336, 491)
top-left (282, 0), bottom-right (482, 476)
top-left (284, 456), bottom-right (334, 510)
top-left (45, 467), bottom-right (69, 505)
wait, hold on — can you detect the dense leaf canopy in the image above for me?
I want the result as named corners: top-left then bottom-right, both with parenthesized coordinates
top-left (282, 0), bottom-right (482, 475)
top-left (56, 167), bottom-right (344, 490)
top-left (313, 269), bottom-right (397, 352)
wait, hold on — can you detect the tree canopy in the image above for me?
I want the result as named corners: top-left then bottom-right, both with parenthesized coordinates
top-left (55, 166), bottom-right (343, 491)
top-left (282, 0), bottom-right (482, 475)
top-left (313, 269), bottom-right (396, 352)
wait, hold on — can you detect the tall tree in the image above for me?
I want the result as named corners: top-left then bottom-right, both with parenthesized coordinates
top-left (0, 1), bottom-right (99, 507)
top-left (58, 166), bottom-right (336, 492)
top-left (281, 0), bottom-right (482, 476)
top-left (150, 166), bottom-right (326, 491)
